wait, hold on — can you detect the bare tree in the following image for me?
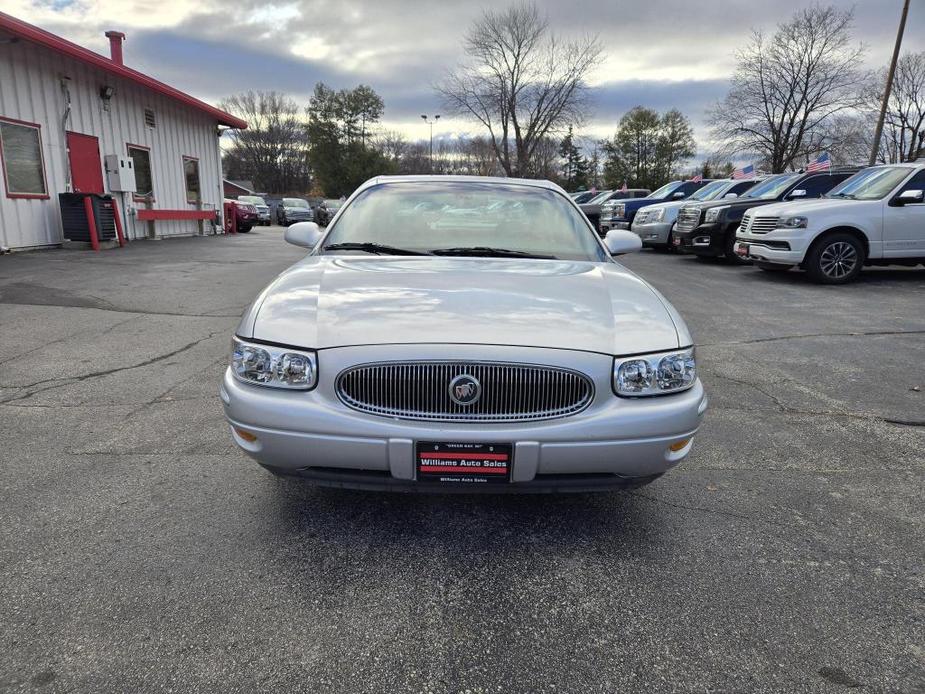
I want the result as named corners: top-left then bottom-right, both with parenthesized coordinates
top-left (219, 91), bottom-right (311, 194)
top-left (708, 5), bottom-right (865, 172)
top-left (436, 2), bottom-right (602, 177)
top-left (865, 51), bottom-right (925, 163)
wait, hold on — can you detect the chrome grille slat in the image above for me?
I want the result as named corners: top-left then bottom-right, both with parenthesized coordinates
top-left (675, 207), bottom-right (702, 233)
top-left (747, 216), bottom-right (778, 235)
top-left (336, 361), bottom-right (594, 422)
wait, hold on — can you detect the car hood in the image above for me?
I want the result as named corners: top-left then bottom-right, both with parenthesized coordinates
top-left (241, 256), bottom-right (684, 355)
top-left (621, 198), bottom-right (665, 213)
top-left (744, 198), bottom-right (846, 217)
top-left (696, 197), bottom-right (780, 213)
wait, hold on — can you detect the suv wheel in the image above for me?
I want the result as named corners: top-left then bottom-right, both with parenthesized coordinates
top-left (805, 233), bottom-right (865, 284)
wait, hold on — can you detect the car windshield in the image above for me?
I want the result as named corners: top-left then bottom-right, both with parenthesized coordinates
top-left (239, 196), bottom-right (266, 205)
top-left (648, 181), bottom-right (681, 198)
top-left (283, 198), bottom-right (309, 208)
top-left (689, 181), bottom-right (728, 201)
top-left (825, 167), bottom-right (913, 200)
top-left (325, 199), bottom-right (343, 209)
top-left (586, 191), bottom-right (613, 204)
top-left (742, 174), bottom-right (802, 199)
top-left (320, 182), bottom-right (609, 262)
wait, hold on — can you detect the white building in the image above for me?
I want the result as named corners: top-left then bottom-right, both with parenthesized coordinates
top-left (0, 11), bottom-right (246, 250)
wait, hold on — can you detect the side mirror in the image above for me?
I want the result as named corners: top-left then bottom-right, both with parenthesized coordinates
top-left (604, 229), bottom-right (642, 256)
top-left (284, 221), bottom-right (323, 249)
top-left (892, 189), bottom-right (924, 206)
top-left (672, 191), bottom-right (686, 199)
top-left (723, 193), bottom-right (738, 199)
top-left (788, 189), bottom-right (807, 199)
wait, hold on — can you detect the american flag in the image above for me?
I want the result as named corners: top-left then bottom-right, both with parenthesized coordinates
top-left (806, 152), bottom-right (831, 173)
top-left (620, 181), bottom-right (628, 192)
top-left (732, 164), bottom-right (754, 180)
top-left (689, 174), bottom-right (703, 183)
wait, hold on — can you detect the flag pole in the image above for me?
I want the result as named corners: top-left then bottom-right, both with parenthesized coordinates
top-left (869, 0), bottom-right (910, 166)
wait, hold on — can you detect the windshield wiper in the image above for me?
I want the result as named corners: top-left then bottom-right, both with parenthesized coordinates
top-left (322, 242), bottom-right (430, 256)
top-left (431, 246), bottom-right (558, 260)
top-left (828, 192), bottom-right (856, 199)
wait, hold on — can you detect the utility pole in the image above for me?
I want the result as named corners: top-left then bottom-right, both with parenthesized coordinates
top-left (869, 0), bottom-right (910, 166)
top-left (421, 114), bottom-right (440, 173)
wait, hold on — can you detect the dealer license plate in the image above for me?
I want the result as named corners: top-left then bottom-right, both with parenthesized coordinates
top-left (416, 442), bottom-right (512, 485)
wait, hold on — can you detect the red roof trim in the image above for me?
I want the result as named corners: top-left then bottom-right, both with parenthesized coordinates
top-left (0, 11), bottom-right (248, 130)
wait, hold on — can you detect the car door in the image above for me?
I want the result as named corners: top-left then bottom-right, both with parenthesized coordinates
top-left (883, 169), bottom-right (925, 257)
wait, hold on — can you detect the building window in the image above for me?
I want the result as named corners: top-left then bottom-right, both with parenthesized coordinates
top-left (127, 144), bottom-right (153, 201)
top-left (183, 156), bottom-right (200, 204)
top-left (0, 118), bottom-right (48, 198)
top-left (144, 108), bottom-right (156, 128)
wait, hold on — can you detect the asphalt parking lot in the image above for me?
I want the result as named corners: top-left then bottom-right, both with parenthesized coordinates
top-left (1, 228), bottom-right (923, 693)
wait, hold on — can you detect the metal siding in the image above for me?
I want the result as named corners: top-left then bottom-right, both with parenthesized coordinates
top-left (0, 40), bottom-right (224, 249)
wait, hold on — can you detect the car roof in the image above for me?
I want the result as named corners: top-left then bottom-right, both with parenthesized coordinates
top-left (363, 175), bottom-right (565, 193)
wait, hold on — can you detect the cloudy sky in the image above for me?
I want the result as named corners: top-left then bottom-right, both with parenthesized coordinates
top-left (5, 0), bottom-right (924, 153)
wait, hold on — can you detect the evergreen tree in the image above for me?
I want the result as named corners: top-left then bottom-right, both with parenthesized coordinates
top-left (558, 126), bottom-right (590, 190)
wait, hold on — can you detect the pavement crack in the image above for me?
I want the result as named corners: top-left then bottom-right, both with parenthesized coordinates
top-left (0, 299), bottom-right (241, 318)
top-left (705, 372), bottom-right (924, 428)
top-left (0, 330), bottom-right (225, 404)
top-left (626, 490), bottom-right (790, 527)
top-left (0, 315), bottom-right (139, 366)
top-left (700, 328), bottom-right (925, 348)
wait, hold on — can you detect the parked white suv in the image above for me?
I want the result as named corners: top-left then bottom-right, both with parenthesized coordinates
top-left (735, 163), bottom-right (925, 283)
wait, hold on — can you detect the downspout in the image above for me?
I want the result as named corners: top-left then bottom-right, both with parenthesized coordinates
top-left (60, 76), bottom-right (72, 191)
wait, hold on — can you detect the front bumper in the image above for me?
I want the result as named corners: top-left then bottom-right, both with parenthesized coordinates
top-left (282, 211), bottom-right (313, 223)
top-left (632, 221), bottom-right (673, 246)
top-left (600, 220), bottom-right (630, 233)
top-left (735, 229), bottom-right (811, 266)
top-left (220, 344), bottom-right (708, 492)
top-left (673, 223), bottom-right (724, 255)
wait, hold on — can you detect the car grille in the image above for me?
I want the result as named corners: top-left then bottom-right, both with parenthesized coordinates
top-left (676, 207), bottom-right (701, 233)
top-left (741, 215), bottom-right (779, 235)
top-left (336, 361), bottom-right (594, 422)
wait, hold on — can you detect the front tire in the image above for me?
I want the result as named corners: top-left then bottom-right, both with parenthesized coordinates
top-left (804, 233), bottom-right (865, 284)
top-left (724, 231), bottom-right (748, 264)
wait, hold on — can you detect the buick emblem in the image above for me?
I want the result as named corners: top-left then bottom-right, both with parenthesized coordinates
top-left (449, 374), bottom-right (481, 406)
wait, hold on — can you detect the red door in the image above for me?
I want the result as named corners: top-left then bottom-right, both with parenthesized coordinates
top-left (66, 132), bottom-right (105, 194)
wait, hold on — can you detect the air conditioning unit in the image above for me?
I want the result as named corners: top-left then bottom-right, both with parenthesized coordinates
top-left (104, 154), bottom-right (137, 193)
top-left (59, 193), bottom-right (118, 242)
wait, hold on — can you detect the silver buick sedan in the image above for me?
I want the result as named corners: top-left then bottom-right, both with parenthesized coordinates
top-left (221, 176), bottom-right (707, 492)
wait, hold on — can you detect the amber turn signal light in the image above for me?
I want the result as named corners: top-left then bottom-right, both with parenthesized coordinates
top-left (234, 428), bottom-right (258, 443)
top-left (668, 438), bottom-right (691, 452)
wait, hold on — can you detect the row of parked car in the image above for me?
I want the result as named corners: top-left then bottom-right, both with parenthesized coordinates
top-left (575, 160), bottom-right (925, 284)
top-left (223, 195), bottom-right (346, 232)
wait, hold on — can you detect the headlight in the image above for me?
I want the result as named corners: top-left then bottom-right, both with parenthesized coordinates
top-left (777, 215), bottom-right (807, 229)
top-left (231, 337), bottom-right (317, 390)
top-left (647, 207), bottom-right (665, 222)
top-left (613, 348), bottom-right (696, 397)
top-left (704, 206), bottom-right (728, 223)
top-left (612, 203), bottom-right (626, 219)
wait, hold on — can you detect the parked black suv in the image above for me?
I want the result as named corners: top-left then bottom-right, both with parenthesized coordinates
top-left (673, 168), bottom-right (862, 262)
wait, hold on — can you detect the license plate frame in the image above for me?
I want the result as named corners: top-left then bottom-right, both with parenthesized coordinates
top-left (416, 442), bottom-right (512, 485)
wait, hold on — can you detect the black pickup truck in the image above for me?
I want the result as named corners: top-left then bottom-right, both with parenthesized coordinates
top-left (673, 168), bottom-right (861, 262)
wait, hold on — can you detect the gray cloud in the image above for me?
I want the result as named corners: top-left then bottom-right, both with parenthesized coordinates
top-left (20, 0), bottom-right (925, 144)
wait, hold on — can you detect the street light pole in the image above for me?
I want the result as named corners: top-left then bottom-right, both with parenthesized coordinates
top-left (869, 0), bottom-right (910, 166)
top-left (421, 114), bottom-right (441, 173)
